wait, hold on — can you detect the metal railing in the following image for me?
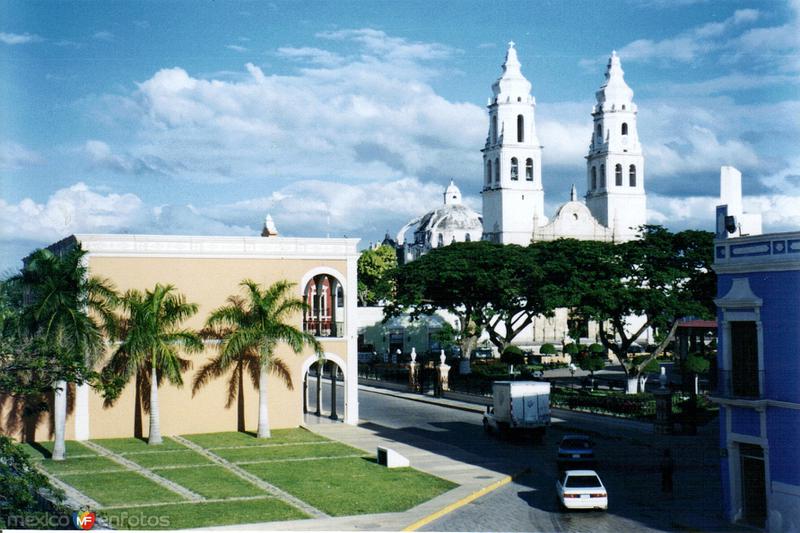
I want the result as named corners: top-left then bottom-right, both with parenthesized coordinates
top-left (303, 319), bottom-right (344, 338)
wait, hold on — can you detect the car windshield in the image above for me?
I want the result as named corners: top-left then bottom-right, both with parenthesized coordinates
top-left (565, 475), bottom-right (602, 488)
top-left (561, 439), bottom-right (591, 449)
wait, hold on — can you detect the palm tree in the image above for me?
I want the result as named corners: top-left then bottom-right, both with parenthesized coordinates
top-left (12, 247), bottom-right (117, 460)
top-left (201, 279), bottom-right (321, 438)
top-left (106, 284), bottom-right (202, 445)
top-left (192, 296), bottom-right (261, 432)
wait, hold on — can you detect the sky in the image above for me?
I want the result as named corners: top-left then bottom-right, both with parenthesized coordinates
top-left (1, 0), bottom-right (799, 272)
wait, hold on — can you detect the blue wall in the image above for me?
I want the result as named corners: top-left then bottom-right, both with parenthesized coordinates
top-left (717, 270), bottom-right (800, 403)
top-left (768, 407), bottom-right (800, 486)
top-left (730, 407), bottom-right (760, 437)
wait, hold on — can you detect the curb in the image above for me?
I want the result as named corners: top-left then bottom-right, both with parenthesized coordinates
top-left (359, 384), bottom-right (485, 414)
top-left (402, 468), bottom-right (530, 531)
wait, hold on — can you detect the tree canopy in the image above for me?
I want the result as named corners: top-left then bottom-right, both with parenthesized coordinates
top-left (357, 245), bottom-right (397, 306)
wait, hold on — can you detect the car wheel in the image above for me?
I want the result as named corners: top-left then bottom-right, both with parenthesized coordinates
top-left (483, 419), bottom-right (491, 434)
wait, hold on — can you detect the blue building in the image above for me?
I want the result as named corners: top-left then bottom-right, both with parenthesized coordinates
top-left (712, 167), bottom-right (800, 531)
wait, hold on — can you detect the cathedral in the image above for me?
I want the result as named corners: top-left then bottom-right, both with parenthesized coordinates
top-left (396, 43), bottom-right (647, 261)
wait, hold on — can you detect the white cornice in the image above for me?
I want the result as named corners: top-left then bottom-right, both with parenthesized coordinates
top-left (60, 234), bottom-right (360, 260)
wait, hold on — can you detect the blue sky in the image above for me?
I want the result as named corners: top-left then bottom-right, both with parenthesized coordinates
top-left (2, 0), bottom-right (799, 272)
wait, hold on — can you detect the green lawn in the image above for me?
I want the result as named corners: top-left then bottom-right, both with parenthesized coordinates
top-left (40, 455), bottom-right (124, 475)
top-left (243, 456), bottom-right (457, 516)
top-left (20, 440), bottom-right (96, 460)
top-left (124, 450), bottom-right (212, 469)
top-left (30, 431), bottom-right (460, 529)
top-left (214, 441), bottom-right (363, 463)
top-left (92, 437), bottom-right (188, 454)
top-left (183, 428), bottom-right (326, 449)
top-left (62, 471), bottom-right (186, 506)
top-left (99, 498), bottom-right (307, 530)
top-left (152, 466), bottom-right (265, 499)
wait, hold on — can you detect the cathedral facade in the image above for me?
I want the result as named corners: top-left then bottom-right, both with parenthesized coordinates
top-left (482, 43), bottom-right (646, 245)
top-left (396, 43), bottom-right (647, 261)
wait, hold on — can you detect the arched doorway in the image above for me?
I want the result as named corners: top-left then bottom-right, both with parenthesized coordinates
top-left (301, 353), bottom-right (346, 423)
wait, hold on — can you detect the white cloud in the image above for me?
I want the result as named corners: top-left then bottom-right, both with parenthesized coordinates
top-left (0, 32), bottom-right (43, 45)
top-left (0, 141), bottom-right (43, 170)
top-left (93, 31), bottom-right (114, 42)
top-left (84, 139), bottom-right (178, 176)
top-left (647, 192), bottom-right (800, 232)
top-left (226, 44), bottom-right (249, 53)
top-left (95, 32), bottom-right (482, 186)
top-left (202, 177), bottom-right (455, 238)
top-left (0, 183), bottom-right (145, 242)
top-left (0, 183), bottom-right (254, 247)
top-left (616, 9), bottom-right (760, 64)
top-left (277, 46), bottom-right (343, 67)
top-left (316, 28), bottom-right (456, 62)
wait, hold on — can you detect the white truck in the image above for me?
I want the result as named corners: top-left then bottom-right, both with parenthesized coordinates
top-left (483, 381), bottom-right (551, 439)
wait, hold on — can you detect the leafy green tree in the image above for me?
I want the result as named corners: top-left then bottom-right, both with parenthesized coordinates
top-left (357, 245), bottom-right (397, 306)
top-left (390, 241), bottom-right (569, 358)
top-left (201, 280), bottom-right (321, 438)
top-left (0, 436), bottom-right (68, 528)
top-left (576, 345), bottom-right (606, 388)
top-left (539, 343), bottom-right (557, 356)
top-left (7, 247), bottom-right (117, 459)
top-left (105, 284), bottom-right (202, 444)
top-left (389, 242), bottom-right (497, 360)
top-left (571, 227), bottom-right (715, 393)
top-left (500, 345), bottom-right (525, 371)
top-left (683, 352), bottom-right (711, 395)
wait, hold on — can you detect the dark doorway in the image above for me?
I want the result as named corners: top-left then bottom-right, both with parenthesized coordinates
top-left (739, 443), bottom-right (766, 527)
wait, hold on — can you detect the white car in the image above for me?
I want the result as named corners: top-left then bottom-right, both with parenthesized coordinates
top-left (556, 470), bottom-right (608, 510)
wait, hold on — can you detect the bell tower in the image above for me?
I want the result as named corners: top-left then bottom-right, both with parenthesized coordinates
top-left (585, 51), bottom-right (646, 242)
top-left (481, 42), bottom-right (544, 245)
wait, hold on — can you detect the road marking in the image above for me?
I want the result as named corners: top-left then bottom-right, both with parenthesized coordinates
top-left (403, 469), bottom-right (528, 531)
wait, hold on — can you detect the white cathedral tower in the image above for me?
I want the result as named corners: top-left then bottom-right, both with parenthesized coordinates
top-left (585, 51), bottom-right (646, 242)
top-left (481, 42), bottom-right (544, 245)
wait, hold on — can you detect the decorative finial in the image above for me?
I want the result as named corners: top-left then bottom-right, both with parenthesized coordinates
top-left (440, 350), bottom-right (446, 365)
top-left (612, 49), bottom-right (617, 57)
top-left (570, 184), bottom-right (577, 202)
top-left (508, 41), bottom-right (515, 49)
top-left (261, 214), bottom-right (279, 237)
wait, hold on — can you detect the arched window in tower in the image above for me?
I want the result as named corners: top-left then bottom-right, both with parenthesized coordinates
top-left (494, 158), bottom-right (500, 183)
top-left (485, 160), bottom-right (491, 185)
top-left (517, 115), bottom-right (524, 142)
top-left (491, 115), bottom-right (498, 144)
top-left (596, 124), bottom-right (602, 139)
top-left (525, 158), bottom-right (533, 181)
top-left (615, 164), bottom-right (623, 186)
top-left (621, 123), bottom-right (629, 135)
top-left (629, 164), bottom-right (637, 187)
top-left (600, 164), bottom-right (606, 187)
top-left (510, 157), bottom-right (519, 180)
top-left (591, 166), bottom-right (597, 189)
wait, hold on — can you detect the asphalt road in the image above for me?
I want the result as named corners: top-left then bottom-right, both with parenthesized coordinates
top-left (354, 386), bottom-right (730, 533)
top-left (306, 379), bottom-right (730, 532)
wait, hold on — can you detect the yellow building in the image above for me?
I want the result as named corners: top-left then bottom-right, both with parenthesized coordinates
top-left (1, 232), bottom-right (359, 442)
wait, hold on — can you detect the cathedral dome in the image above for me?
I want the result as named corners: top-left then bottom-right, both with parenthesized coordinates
top-left (395, 180), bottom-right (483, 262)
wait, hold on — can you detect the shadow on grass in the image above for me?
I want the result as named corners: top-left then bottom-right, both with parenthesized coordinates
top-left (29, 441), bottom-right (52, 459)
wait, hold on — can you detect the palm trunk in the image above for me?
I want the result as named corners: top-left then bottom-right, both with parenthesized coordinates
top-left (148, 366), bottom-right (163, 445)
top-left (52, 380), bottom-right (67, 461)
top-left (257, 365), bottom-right (270, 438)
